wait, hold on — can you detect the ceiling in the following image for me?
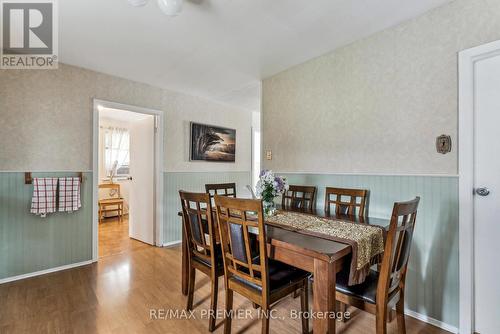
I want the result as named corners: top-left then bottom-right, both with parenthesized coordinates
top-left (60, 0), bottom-right (451, 111)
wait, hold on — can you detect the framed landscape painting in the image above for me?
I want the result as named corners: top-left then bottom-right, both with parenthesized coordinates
top-left (190, 122), bottom-right (236, 162)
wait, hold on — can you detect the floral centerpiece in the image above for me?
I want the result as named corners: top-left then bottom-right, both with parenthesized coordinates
top-left (256, 170), bottom-right (289, 216)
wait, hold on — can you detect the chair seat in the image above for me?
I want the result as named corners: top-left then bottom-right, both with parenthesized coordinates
top-left (232, 259), bottom-right (310, 293)
top-left (336, 269), bottom-right (398, 304)
top-left (192, 244), bottom-right (224, 274)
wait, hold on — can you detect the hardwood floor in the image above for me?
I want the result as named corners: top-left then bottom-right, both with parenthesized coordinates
top-left (99, 216), bottom-right (149, 258)
top-left (0, 244), bottom-right (451, 333)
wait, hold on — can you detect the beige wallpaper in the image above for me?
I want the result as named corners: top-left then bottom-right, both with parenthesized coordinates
top-left (262, 0), bottom-right (500, 175)
top-left (0, 63), bottom-right (252, 172)
top-left (164, 93), bottom-right (251, 173)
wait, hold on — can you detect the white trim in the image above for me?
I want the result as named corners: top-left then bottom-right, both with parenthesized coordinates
top-left (458, 39), bottom-right (500, 334)
top-left (164, 170), bottom-right (251, 174)
top-left (0, 260), bottom-right (94, 285)
top-left (275, 171), bottom-right (458, 178)
top-left (0, 170), bottom-right (93, 173)
top-left (92, 99), bottom-right (166, 262)
top-left (251, 127), bottom-right (261, 188)
top-left (162, 240), bottom-right (182, 247)
top-left (92, 101), bottom-right (99, 261)
top-left (404, 309), bottom-right (457, 334)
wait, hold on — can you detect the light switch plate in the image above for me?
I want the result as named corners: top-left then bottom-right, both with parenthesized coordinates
top-left (266, 150), bottom-right (272, 160)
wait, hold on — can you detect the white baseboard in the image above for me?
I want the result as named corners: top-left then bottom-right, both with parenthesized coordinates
top-left (162, 240), bottom-right (181, 247)
top-left (0, 260), bottom-right (95, 285)
top-left (404, 309), bottom-right (458, 334)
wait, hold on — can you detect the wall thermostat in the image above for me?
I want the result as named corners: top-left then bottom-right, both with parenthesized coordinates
top-left (436, 135), bottom-right (452, 154)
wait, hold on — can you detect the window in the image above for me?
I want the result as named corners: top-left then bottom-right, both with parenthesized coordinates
top-left (104, 127), bottom-right (130, 177)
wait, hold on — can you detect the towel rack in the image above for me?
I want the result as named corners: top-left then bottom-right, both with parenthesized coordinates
top-left (25, 172), bottom-right (84, 184)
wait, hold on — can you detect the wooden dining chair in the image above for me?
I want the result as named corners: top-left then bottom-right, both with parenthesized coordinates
top-left (282, 185), bottom-right (317, 213)
top-left (324, 187), bottom-right (368, 216)
top-left (179, 191), bottom-right (224, 332)
top-left (214, 196), bottom-right (310, 334)
top-left (98, 183), bottom-right (125, 223)
top-left (334, 197), bottom-right (420, 334)
top-left (205, 183), bottom-right (237, 199)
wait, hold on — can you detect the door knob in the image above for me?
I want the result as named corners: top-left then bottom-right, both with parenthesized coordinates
top-left (475, 187), bottom-right (490, 196)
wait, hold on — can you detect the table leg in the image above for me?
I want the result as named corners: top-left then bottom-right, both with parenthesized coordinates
top-left (181, 221), bottom-right (188, 296)
top-left (313, 259), bottom-right (336, 334)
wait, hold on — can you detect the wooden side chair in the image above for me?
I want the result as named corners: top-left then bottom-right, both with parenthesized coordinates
top-left (324, 187), bottom-right (368, 216)
top-left (335, 197), bottom-right (420, 334)
top-left (179, 191), bottom-right (224, 332)
top-left (205, 183), bottom-right (237, 200)
top-left (98, 183), bottom-right (124, 223)
top-left (214, 196), bottom-right (310, 334)
top-left (282, 185), bottom-right (317, 213)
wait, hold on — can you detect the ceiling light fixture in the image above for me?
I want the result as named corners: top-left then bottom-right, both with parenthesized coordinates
top-left (128, 0), bottom-right (149, 7)
top-left (157, 0), bottom-right (183, 17)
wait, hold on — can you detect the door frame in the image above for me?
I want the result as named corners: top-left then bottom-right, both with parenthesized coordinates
top-left (458, 39), bottom-right (500, 334)
top-left (251, 127), bottom-right (261, 188)
top-left (92, 99), bottom-right (165, 261)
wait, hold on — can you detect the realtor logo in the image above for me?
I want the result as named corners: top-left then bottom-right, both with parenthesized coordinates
top-left (1, 0), bottom-right (58, 69)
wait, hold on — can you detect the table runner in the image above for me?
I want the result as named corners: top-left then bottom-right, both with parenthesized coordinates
top-left (266, 210), bottom-right (384, 286)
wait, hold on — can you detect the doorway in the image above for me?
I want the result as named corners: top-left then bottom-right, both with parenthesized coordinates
top-left (459, 40), bottom-right (500, 334)
top-left (251, 110), bottom-right (261, 190)
top-left (92, 100), bottom-right (164, 260)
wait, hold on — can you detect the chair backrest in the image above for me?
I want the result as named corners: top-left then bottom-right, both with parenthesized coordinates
top-left (179, 191), bottom-right (217, 268)
top-left (324, 187), bottom-right (368, 216)
top-left (376, 197), bottom-right (420, 305)
top-left (99, 183), bottom-right (121, 198)
top-left (282, 185), bottom-right (317, 213)
top-left (214, 196), bottom-right (269, 299)
top-left (205, 183), bottom-right (237, 199)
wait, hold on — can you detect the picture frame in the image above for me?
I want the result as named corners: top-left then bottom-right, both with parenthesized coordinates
top-left (190, 122), bottom-right (236, 162)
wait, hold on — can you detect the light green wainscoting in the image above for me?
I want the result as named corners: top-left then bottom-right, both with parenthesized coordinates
top-left (279, 173), bottom-right (459, 329)
top-left (0, 172), bottom-right (93, 281)
top-left (163, 171), bottom-right (252, 245)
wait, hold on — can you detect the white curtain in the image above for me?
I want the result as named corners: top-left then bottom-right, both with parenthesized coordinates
top-left (104, 127), bottom-right (130, 177)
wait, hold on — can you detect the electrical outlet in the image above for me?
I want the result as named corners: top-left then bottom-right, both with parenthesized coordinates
top-left (266, 150), bottom-right (272, 160)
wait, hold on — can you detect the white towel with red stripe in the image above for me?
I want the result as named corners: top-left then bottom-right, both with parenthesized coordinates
top-left (58, 177), bottom-right (81, 212)
top-left (30, 178), bottom-right (58, 217)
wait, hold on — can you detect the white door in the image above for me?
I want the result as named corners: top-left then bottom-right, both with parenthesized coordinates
top-left (128, 116), bottom-right (155, 245)
top-left (474, 54), bottom-right (500, 333)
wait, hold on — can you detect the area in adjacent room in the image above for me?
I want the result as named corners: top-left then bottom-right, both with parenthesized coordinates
top-left (97, 107), bottom-right (156, 257)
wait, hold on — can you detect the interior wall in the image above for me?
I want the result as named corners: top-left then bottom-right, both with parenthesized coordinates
top-left (0, 63), bottom-right (253, 279)
top-left (164, 96), bottom-right (252, 173)
top-left (0, 172), bottom-right (93, 282)
top-left (262, 0), bottom-right (500, 175)
top-left (259, 0), bottom-right (500, 329)
top-left (0, 63), bottom-right (252, 174)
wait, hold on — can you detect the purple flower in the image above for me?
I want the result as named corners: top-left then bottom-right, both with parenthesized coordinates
top-left (274, 176), bottom-right (284, 192)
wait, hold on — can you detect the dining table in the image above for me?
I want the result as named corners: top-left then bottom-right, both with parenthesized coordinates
top-left (178, 206), bottom-right (389, 334)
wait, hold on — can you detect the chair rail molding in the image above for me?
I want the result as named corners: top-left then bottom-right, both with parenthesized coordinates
top-left (458, 39), bottom-right (500, 334)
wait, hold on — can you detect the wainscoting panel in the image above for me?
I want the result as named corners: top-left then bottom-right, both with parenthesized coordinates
top-left (0, 172), bottom-right (93, 280)
top-left (279, 173), bottom-right (459, 328)
top-left (163, 171), bottom-right (252, 244)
